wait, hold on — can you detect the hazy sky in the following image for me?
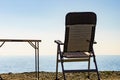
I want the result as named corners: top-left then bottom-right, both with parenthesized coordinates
top-left (0, 0), bottom-right (120, 56)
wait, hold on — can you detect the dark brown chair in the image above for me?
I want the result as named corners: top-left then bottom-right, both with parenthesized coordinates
top-left (55, 12), bottom-right (100, 80)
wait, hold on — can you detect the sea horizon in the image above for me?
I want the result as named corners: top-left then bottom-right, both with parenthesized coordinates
top-left (0, 54), bottom-right (120, 73)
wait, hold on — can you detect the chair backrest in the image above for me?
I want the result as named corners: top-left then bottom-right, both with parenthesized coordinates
top-left (64, 12), bottom-right (97, 52)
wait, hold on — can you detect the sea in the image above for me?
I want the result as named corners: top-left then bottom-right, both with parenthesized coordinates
top-left (0, 55), bottom-right (120, 73)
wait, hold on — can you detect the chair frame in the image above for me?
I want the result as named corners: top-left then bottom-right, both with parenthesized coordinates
top-left (55, 12), bottom-right (100, 80)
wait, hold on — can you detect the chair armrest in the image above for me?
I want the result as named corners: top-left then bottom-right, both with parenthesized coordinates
top-left (86, 40), bottom-right (97, 44)
top-left (93, 41), bottom-right (97, 44)
top-left (54, 40), bottom-right (64, 45)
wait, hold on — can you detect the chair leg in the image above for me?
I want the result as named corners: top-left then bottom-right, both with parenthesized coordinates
top-left (56, 53), bottom-right (59, 80)
top-left (93, 56), bottom-right (100, 80)
top-left (55, 61), bottom-right (58, 79)
top-left (61, 61), bottom-right (66, 80)
top-left (88, 57), bottom-right (90, 79)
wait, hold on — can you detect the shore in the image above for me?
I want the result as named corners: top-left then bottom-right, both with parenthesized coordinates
top-left (0, 71), bottom-right (120, 80)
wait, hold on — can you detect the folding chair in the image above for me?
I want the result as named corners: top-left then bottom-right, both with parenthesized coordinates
top-left (54, 12), bottom-right (100, 80)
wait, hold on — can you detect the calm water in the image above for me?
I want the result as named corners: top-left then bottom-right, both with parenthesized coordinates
top-left (0, 55), bottom-right (120, 73)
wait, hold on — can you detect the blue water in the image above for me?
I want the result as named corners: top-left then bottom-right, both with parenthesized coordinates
top-left (0, 55), bottom-right (120, 73)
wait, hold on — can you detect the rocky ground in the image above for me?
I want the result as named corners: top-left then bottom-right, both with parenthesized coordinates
top-left (0, 71), bottom-right (120, 80)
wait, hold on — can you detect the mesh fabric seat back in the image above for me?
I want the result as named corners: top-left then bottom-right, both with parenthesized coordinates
top-left (64, 12), bottom-right (97, 52)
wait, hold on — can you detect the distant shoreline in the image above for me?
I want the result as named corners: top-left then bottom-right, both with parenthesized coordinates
top-left (0, 55), bottom-right (120, 73)
top-left (0, 71), bottom-right (120, 80)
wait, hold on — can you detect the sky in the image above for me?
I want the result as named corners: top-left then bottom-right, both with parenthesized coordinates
top-left (0, 0), bottom-right (120, 56)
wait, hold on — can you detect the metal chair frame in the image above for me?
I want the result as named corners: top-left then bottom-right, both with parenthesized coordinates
top-left (55, 12), bottom-right (100, 80)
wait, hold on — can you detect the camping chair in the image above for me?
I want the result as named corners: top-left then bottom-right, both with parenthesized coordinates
top-left (54, 12), bottom-right (100, 80)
